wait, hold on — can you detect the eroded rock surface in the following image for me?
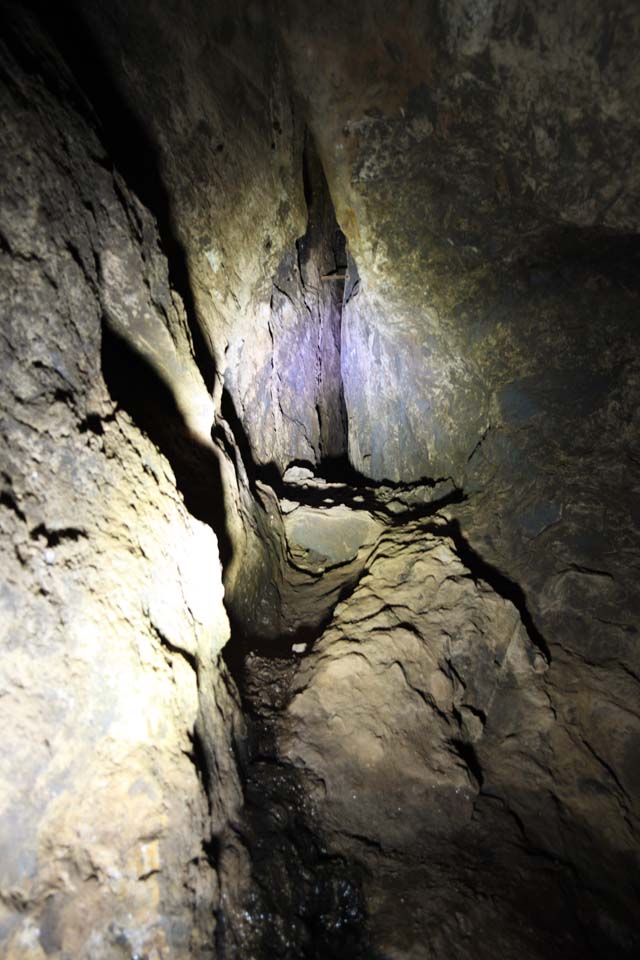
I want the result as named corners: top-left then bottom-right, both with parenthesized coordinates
top-left (0, 14), bottom-right (242, 957)
top-left (239, 507), bottom-right (637, 958)
top-left (2, 1), bottom-right (640, 958)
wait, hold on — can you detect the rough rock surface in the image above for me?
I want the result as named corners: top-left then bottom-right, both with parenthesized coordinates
top-left (282, 0), bottom-right (640, 480)
top-left (54, 0), bottom-right (320, 639)
top-left (0, 14), bottom-right (241, 957)
top-left (60, 0), bottom-right (308, 469)
top-left (284, 503), bottom-right (380, 573)
top-left (227, 133), bottom-right (350, 472)
top-left (273, 512), bottom-right (637, 958)
top-left (2, 1), bottom-right (640, 958)
top-left (272, 8), bottom-right (640, 956)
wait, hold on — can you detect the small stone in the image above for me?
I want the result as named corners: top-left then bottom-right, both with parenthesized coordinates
top-left (283, 465), bottom-right (315, 483)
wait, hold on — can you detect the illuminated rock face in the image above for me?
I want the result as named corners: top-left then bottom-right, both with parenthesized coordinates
top-left (274, 6), bottom-right (640, 955)
top-left (280, 522), bottom-right (554, 956)
top-left (0, 18), bottom-right (241, 957)
top-left (225, 133), bottom-right (350, 472)
top-left (233, 494), bottom-right (638, 959)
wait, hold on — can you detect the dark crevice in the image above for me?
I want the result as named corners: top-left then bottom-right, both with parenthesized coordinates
top-left (65, 240), bottom-right (98, 293)
top-left (52, 387), bottom-right (75, 407)
top-left (29, 523), bottom-right (87, 547)
top-left (441, 517), bottom-right (551, 663)
top-left (217, 388), bottom-right (281, 493)
top-left (450, 738), bottom-right (484, 788)
top-left (228, 655), bottom-right (375, 959)
top-left (272, 472), bottom-right (465, 522)
top-left (564, 562), bottom-right (614, 580)
top-left (251, 593), bottom-right (344, 662)
top-left (300, 131), bottom-right (315, 211)
top-left (151, 621), bottom-right (198, 675)
top-left (461, 703), bottom-right (487, 725)
top-left (187, 720), bottom-right (225, 874)
top-left (188, 724), bottom-right (214, 802)
top-left (293, 129), bottom-right (349, 466)
top-left (0, 487), bottom-right (26, 523)
top-left (159, 603), bottom-right (220, 854)
top-left (313, 455), bottom-right (375, 486)
top-left (78, 413), bottom-right (107, 435)
top-left (100, 321), bottom-right (233, 568)
top-left (467, 425), bottom-right (493, 463)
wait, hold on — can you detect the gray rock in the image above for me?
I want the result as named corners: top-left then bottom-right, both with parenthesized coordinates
top-left (284, 504), bottom-right (382, 572)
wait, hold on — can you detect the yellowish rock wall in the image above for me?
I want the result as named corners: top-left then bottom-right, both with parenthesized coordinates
top-left (0, 12), bottom-right (241, 957)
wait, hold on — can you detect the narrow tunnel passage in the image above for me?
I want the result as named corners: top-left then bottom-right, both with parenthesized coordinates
top-left (296, 130), bottom-right (349, 467)
top-left (2, 2), bottom-right (639, 959)
top-left (224, 130), bottom-right (356, 481)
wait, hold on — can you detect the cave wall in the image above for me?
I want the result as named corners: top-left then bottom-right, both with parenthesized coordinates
top-left (55, 0), bottom-right (342, 639)
top-left (60, 0), bottom-right (306, 460)
top-left (279, 0), bottom-right (640, 476)
top-left (276, 0), bottom-right (640, 936)
top-left (0, 10), bottom-right (243, 956)
top-left (2, 0), bottom-right (640, 956)
top-left (275, 2), bottom-right (640, 951)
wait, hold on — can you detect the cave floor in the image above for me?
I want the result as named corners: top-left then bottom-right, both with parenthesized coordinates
top-left (220, 471), bottom-right (622, 960)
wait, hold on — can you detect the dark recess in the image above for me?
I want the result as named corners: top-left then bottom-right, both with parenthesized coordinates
top-left (296, 129), bottom-right (349, 465)
top-left (100, 321), bottom-right (233, 567)
top-left (217, 388), bottom-right (282, 493)
top-left (228, 656), bottom-right (378, 960)
top-left (443, 517), bottom-right (551, 663)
